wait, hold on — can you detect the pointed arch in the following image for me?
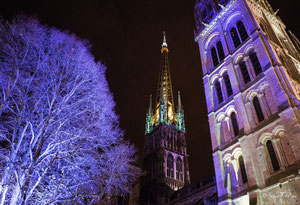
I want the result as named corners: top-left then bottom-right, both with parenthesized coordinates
top-left (167, 154), bottom-right (174, 178)
top-left (176, 157), bottom-right (183, 181)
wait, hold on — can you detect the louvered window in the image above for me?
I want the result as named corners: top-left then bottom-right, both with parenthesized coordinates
top-left (266, 140), bottom-right (280, 171)
top-left (249, 52), bottom-right (262, 76)
top-left (217, 41), bottom-right (225, 61)
top-left (230, 27), bottom-right (241, 48)
top-left (176, 158), bottom-right (183, 181)
top-left (237, 21), bottom-right (248, 42)
top-left (211, 47), bottom-right (219, 67)
top-left (223, 73), bottom-right (233, 97)
top-left (167, 154), bottom-right (174, 178)
top-left (239, 61), bottom-right (251, 84)
top-left (215, 81), bottom-right (223, 104)
top-left (253, 96), bottom-right (264, 122)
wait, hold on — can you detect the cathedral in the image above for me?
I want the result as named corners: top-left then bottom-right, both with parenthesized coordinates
top-left (133, 33), bottom-right (217, 205)
top-left (132, 0), bottom-right (300, 204)
top-left (194, 0), bottom-right (300, 204)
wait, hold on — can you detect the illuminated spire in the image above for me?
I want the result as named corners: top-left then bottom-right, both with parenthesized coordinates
top-left (162, 31), bottom-right (168, 48)
top-left (155, 32), bottom-right (175, 124)
top-left (176, 91), bottom-right (185, 131)
top-left (145, 95), bottom-right (153, 134)
top-left (177, 91), bottom-right (182, 113)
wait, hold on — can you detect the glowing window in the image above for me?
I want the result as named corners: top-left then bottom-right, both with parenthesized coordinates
top-left (167, 154), bottom-right (174, 178)
top-left (176, 158), bottom-right (183, 181)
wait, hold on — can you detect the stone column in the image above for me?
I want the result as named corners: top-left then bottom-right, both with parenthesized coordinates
top-left (246, 102), bottom-right (255, 129)
top-left (235, 64), bottom-right (244, 87)
top-left (216, 122), bottom-right (222, 146)
top-left (211, 84), bottom-right (217, 108)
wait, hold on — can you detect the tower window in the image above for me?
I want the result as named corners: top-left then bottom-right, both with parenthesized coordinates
top-left (238, 156), bottom-right (248, 183)
top-left (176, 158), bottom-right (183, 181)
top-left (253, 96), bottom-right (264, 122)
top-left (217, 41), bottom-right (225, 61)
top-left (237, 21), bottom-right (248, 42)
top-left (223, 73), bottom-right (233, 97)
top-left (266, 140), bottom-right (280, 171)
top-left (249, 52), bottom-right (262, 76)
top-left (231, 112), bottom-right (239, 137)
top-left (215, 81), bottom-right (223, 104)
top-left (230, 27), bottom-right (241, 48)
top-left (211, 47), bottom-right (219, 67)
top-left (167, 154), bottom-right (174, 178)
top-left (239, 61), bottom-right (251, 84)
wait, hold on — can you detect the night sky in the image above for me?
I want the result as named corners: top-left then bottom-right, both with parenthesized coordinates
top-left (1, 0), bottom-right (299, 182)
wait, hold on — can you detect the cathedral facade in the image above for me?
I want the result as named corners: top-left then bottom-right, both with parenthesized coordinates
top-left (194, 0), bottom-right (300, 204)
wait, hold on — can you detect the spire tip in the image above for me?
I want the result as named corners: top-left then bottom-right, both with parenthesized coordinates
top-left (162, 31), bottom-right (168, 48)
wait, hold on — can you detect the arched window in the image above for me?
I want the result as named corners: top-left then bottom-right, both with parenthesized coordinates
top-left (239, 61), bottom-right (251, 84)
top-left (231, 112), bottom-right (239, 137)
top-left (249, 52), bottom-right (262, 76)
top-left (238, 156), bottom-right (248, 183)
top-left (266, 140), bottom-right (280, 171)
top-left (211, 47), bottom-right (219, 67)
top-left (217, 41), bottom-right (225, 61)
top-left (223, 73), bottom-right (233, 97)
top-left (167, 154), bottom-right (174, 178)
top-left (215, 80), bottom-right (223, 104)
top-left (230, 27), bottom-right (241, 48)
top-left (253, 96), bottom-right (264, 122)
top-left (237, 21), bottom-right (248, 42)
top-left (176, 158), bottom-right (183, 181)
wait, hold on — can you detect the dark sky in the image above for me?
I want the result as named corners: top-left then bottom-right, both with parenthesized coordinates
top-left (1, 0), bottom-right (299, 182)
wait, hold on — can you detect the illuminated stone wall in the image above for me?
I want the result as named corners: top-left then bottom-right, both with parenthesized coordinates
top-left (194, 0), bottom-right (300, 204)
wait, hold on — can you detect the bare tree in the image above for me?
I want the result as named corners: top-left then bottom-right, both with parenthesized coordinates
top-left (0, 15), bottom-right (140, 205)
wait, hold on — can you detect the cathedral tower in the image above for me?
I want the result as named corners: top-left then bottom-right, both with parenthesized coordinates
top-left (194, 0), bottom-right (300, 204)
top-left (141, 32), bottom-right (190, 204)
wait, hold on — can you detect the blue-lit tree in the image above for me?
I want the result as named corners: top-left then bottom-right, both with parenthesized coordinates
top-left (0, 16), bottom-right (140, 204)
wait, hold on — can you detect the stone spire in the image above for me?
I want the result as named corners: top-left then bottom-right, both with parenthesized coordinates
top-left (155, 32), bottom-right (175, 124)
top-left (145, 95), bottom-right (153, 134)
top-left (176, 91), bottom-right (185, 131)
top-left (161, 31), bottom-right (168, 48)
